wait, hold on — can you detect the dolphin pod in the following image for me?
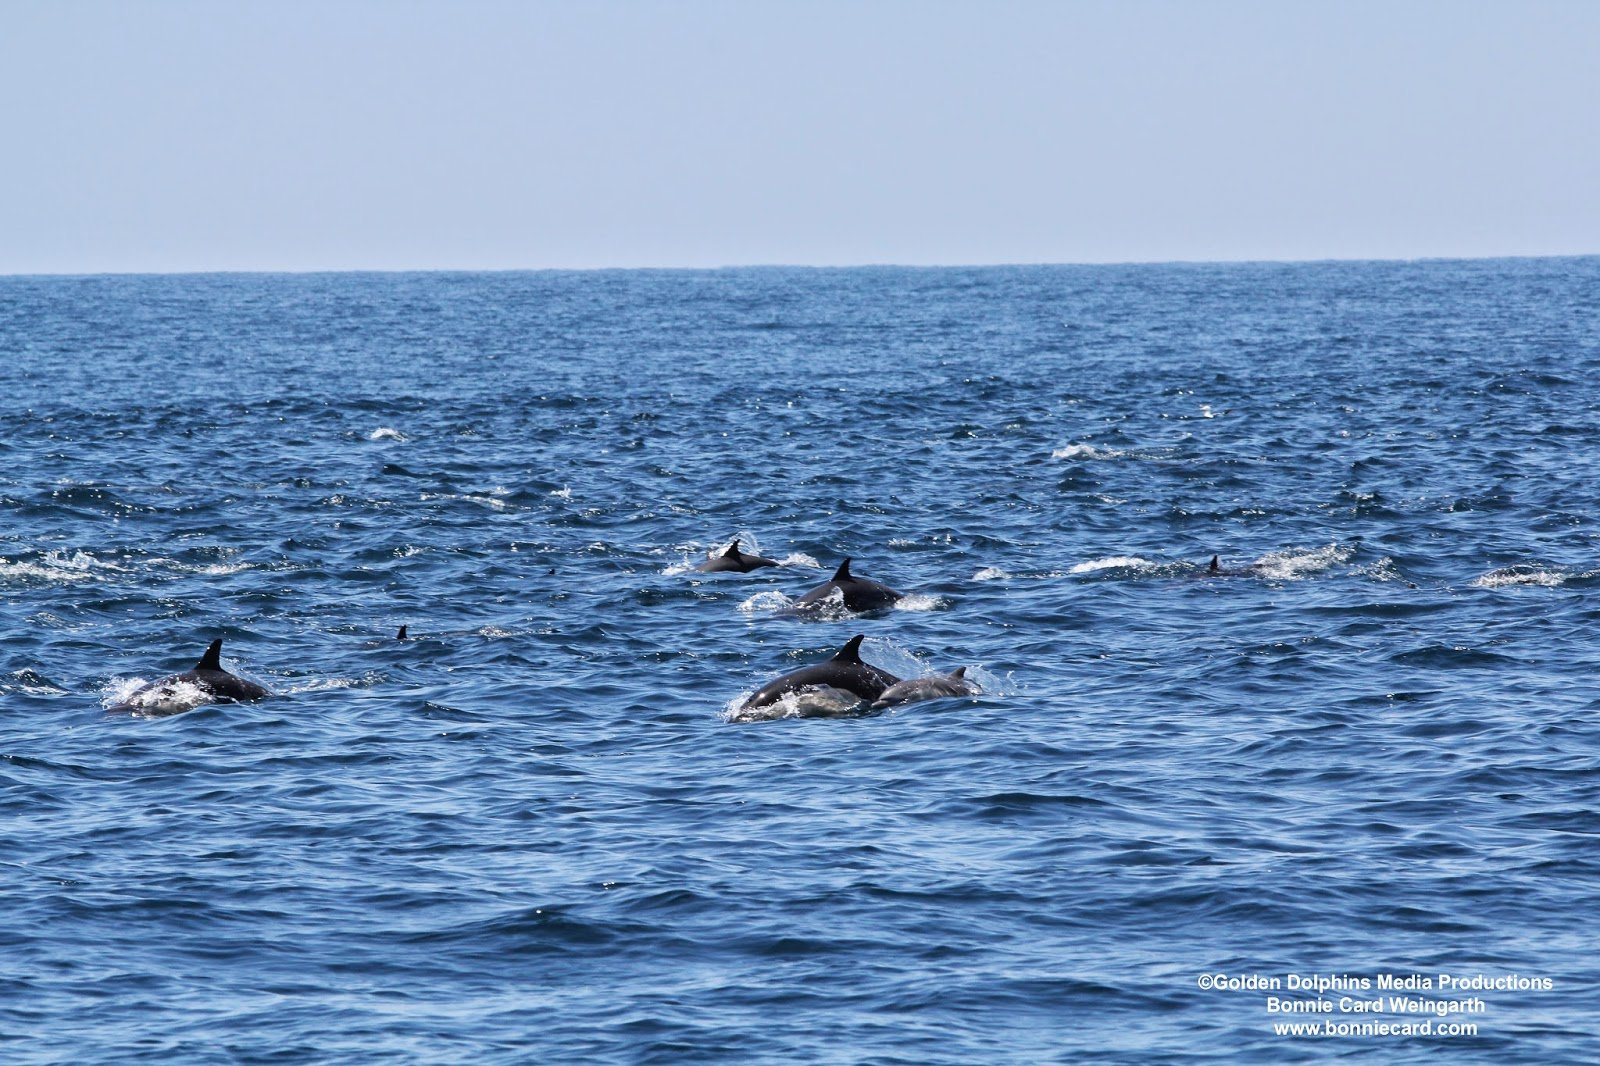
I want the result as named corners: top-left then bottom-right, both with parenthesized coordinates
top-left (109, 544), bottom-right (964, 720)
top-left (108, 638), bottom-right (271, 716)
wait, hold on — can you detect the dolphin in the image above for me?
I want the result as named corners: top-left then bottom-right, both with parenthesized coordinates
top-left (791, 558), bottom-right (902, 613)
top-left (1202, 554), bottom-right (1261, 577)
top-left (870, 666), bottom-right (979, 710)
top-left (108, 638), bottom-right (271, 715)
top-left (697, 539), bottom-right (780, 573)
top-left (738, 634), bottom-right (901, 714)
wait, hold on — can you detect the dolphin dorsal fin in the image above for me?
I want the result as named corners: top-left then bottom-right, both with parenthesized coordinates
top-left (831, 634), bottom-right (865, 663)
top-left (724, 539), bottom-right (741, 557)
top-left (1208, 555), bottom-right (1221, 574)
top-left (832, 558), bottom-right (853, 581)
top-left (196, 638), bottom-right (224, 671)
top-left (397, 625), bottom-right (408, 640)
top-left (950, 666), bottom-right (968, 679)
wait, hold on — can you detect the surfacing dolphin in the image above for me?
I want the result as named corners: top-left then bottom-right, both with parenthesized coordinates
top-left (109, 638), bottom-right (271, 716)
top-left (737, 634), bottom-right (901, 716)
top-left (870, 666), bottom-right (979, 710)
top-left (697, 539), bottom-right (780, 573)
top-left (790, 558), bottom-right (902, 613)
top-left (1202, 555), bottom-right (1261, 577)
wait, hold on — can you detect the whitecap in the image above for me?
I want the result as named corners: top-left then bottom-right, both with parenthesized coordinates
top-left (738, 590), bottom-right (796, 614)
top-left (10, 670), bottom-right (68, 696)
top-left (1252, 544), bottom-right (1354, 581)
top-left (1052, 443), bottom-right (1125, 460)
top-left (974, 567), bottom-right (1010, 581)
top-left (0, 550), bottom-right (124, 584)
top-left (1069, 556), bottom-right (1155, 574)
top-left (278, 673), bottom-right (381, 695)
top-left (368, 427), bottom-right (408, 442)
top-left (893, 593), bottom-right (943, 612)
top-left (196, 562), bottom-right (256, 576)
top-left (1473, 567), bottom-right (1567, 589)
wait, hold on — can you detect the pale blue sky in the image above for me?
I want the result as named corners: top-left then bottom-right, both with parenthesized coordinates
top-left (4, 0), bottom-right (1596, 274)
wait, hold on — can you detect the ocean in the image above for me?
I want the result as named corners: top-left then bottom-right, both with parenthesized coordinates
top-left (3, 259), bottom-right (1598, 1062)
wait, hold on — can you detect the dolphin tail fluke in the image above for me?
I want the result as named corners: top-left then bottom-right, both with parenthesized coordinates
top-left (832, 558), bottom-right (853, 581)
top-left (832, 634), bottom-right (865, 663)
top-left (196, 638), bottom-right (224, 671)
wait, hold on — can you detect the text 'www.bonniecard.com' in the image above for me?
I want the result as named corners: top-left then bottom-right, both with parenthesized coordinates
top-left (1195, 971), bottom-right (1556, 1040)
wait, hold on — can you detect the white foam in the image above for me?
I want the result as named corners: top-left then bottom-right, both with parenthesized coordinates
top-left (10, 671), bottom-right (68, 696)
top-left (421, 491), bottom-right (512, 510)
top-left (0, 550), bottom-right (124, 584)
top-left (368, 427), bottom-right (408, 442)
top-left (196, 562), bottom-right (256, 576)
top-left (1253, 543), bottom-right (1354, 581)
top-left (1473, 568), bottom-right (1567, 589)
top-left (893, 593), bottom-right (942, 612)
top-left (973, 567), bottom-right (1010, 581)
top-left (1052, 443), bottom-right (1125, 460)
top-left (1069, 556), bottom-right (1155, 574)
top-left (738, 590), bottom-right (796, 614)
top-left (279, 676), bottom-right (371, 694)
top-left (104, 677), bottom-right (214, 717)
top-left (723, 686), bottom-right (865, 724)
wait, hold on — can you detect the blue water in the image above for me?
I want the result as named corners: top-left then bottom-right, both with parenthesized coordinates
top-left (3, 260), bottom-right (1599, 1063)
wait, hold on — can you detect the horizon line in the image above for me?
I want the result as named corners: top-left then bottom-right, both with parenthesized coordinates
top-left (3, 250), bottom-right (1597, 281)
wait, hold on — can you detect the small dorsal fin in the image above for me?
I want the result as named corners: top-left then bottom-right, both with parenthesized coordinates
top-left (1208, 555), bottom-right (1221, 573)
top-left (831, 634), bottom-right (865, 663)
top-left (196, 638), bottom-right (224, 671)
top-left (950, 666), bottom-right (968, 679)
top-left (397, 625), bottom-right (408, 640)
top-left (832, 557), bottom-right (853, 581)
top-left (724, 539), bottom-right (742, 558)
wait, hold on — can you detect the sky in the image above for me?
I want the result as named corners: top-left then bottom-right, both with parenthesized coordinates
top-left (3, 0), bottom-right (1597, 274)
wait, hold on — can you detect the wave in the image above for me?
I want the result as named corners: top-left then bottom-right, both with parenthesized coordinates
top-left (1251, 543), bottom-right (1355, 580)
top-left (0, 549), bottom-right (129, 584)
top-left (1051, 443), bottom-right (1127, 460)
top-left (1473, 565), bottom-right (1575, 589)
top-left (1069, 556), bottom-right (1157, 575)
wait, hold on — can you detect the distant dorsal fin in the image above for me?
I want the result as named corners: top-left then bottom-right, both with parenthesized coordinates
top-left (831, 634), bottom-right (865, 663)
top-left (949, 666), bottom-right (968, 679)
top-left (832, 557), bottom-right (853, 582)
top-left (196, 638), bottom-right (224, 671)
top-left (1208, 555), bottom-right (1221, 574)
top-left (397, 625), bottom-right (408, 640)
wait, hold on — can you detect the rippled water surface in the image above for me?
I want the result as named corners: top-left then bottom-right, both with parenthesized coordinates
top-left (4, 261), bottom-right (1599, 1062)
